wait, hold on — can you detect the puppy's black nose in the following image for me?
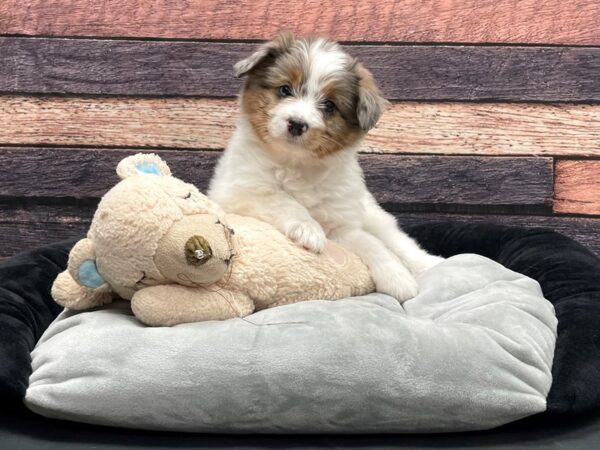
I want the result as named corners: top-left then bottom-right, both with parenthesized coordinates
top-left (287, 118), bottom-right (308, 137)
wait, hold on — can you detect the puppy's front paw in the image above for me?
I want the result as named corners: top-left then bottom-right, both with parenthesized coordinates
top-left (284, 219), bottom-right (327, 253)
top-left (372, 261), bottom-right (418, 303)
top-left (406, 254), bottom-right (445, 276)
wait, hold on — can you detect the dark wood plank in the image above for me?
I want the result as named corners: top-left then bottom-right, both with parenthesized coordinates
top-left (353, 45), bottom-right (600, 102)
top-left (0, 38), bottom-right (241, 98)
top-left (2, 0), bottom-right (599, 45)
top-left (0, 147), bottom-right (553, 213)
top-left (4, 96), bottom-right (600, 157)
top-left (0, 148), bottom-right (221, 198)
top-left (0, 203), bottom-right (92, 258)
top-left (364, 154), bottom-right (553, 212)
top-left (1, 204), bottom-right (598, 259)
top-left (1, 38), bottom-right (599, 101)
top-left (554, 160), bottom-right (600, 215)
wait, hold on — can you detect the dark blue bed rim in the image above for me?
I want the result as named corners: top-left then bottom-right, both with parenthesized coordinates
top-left (1, 222), bottom-right (599, 421)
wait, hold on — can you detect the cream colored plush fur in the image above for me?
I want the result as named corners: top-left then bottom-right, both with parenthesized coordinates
top-left (52, 153), bottom-right (375, 326)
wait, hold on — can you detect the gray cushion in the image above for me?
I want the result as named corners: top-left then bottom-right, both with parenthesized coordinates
top-left (24, 254), bottom-right (557, 433)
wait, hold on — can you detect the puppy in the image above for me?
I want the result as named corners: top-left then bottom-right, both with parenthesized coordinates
top-left (208, 33), bottom-right (443, 301)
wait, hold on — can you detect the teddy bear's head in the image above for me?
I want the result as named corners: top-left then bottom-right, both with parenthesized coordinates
top-left (52, 154), bottom-right (236, 309)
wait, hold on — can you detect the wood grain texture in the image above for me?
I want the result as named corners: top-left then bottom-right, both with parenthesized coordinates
top-left (1, 38), bottom-right (599, 101)
top-left (0, 147), bottom-right (221, 199)
top-left (554, 160), bottom-right (600, 215)
top-left (0, 96), bottom-right (235, 150)
top-left (1, 0), bottom-right (599, 45)
top-left (2, 204), bottom-right (598, 259)
top-left (0, 202), bottom-right (92, 258)
top-left (364, 154), bottom-right (553, 212)
top-left (369, 103), bottom-right (600, 157)
top-left (0, 147), bottom-right (553, 213)
top-left (2, 96), bottom-right (599, 157)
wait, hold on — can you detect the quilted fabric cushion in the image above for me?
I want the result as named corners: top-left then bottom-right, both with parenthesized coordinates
top-left (24, 253), bottom-right (556, 433)
top-left (407, 223), bottom-right (600, 416)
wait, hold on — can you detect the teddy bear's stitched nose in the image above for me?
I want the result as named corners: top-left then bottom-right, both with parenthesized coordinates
top-left (185, 235), bottom-right (213, 266)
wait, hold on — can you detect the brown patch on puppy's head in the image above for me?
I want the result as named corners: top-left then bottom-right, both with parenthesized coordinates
top-left (234, 32), bottom-right (296, 79)
top-left (352, 61), bottom-right (389, 132)
top-left (234, 34), bottom-right (387, 160)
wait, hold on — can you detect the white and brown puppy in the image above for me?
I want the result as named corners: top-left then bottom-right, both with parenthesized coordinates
top-left (209, 34), bottom-right (443, 301)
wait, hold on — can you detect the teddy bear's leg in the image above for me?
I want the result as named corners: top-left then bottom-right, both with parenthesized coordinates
top-left (130, 284), bottom-right (255, 326)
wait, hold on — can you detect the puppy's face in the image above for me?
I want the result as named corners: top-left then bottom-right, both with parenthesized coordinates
top-left (235, 34), bottom-right (387, 159)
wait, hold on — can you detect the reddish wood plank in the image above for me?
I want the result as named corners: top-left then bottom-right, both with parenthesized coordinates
top-left (0, 96), bottom-right (235, 150)
top-left (0, 147), bottom-right (553, 213)
top-left (370, 103), bottom-right (600, 157)
top-left (1, 204), bottom-right (598, 259)
top-left (1, 38), bottom-right (599, 101)
top-left (554, 160), bottom-right (600, 215)
top-left (1, 1), bottom-right (599, 45)
top-left (3, 96), bottom-right (599, 157)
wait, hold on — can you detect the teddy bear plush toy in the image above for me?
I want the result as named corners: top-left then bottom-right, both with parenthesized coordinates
top-left (52, 153), bottom-right (375, 326)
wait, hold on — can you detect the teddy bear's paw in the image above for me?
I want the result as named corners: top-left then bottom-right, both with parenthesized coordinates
top-left (284, 219), bottom-right (327, 253)
top-left (372, 261), bottom-right (418, 303)
top-left (405, 254), bottom-right (446, 276)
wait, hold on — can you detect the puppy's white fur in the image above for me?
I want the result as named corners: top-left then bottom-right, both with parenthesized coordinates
top-left (209, 36), bottom-right (443, 302)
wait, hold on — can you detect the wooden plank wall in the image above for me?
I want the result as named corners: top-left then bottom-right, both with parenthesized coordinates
top-left (0, 1), bottom-right (599, 258)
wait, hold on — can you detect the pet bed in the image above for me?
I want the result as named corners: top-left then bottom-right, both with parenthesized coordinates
top-left (24, 253), bottom-right (555, 432)
top-left (1, 223), bottom-right (600, 437)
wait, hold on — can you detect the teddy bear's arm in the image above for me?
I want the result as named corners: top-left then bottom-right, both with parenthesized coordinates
top-left (130, 284), bottom-right (255, 326)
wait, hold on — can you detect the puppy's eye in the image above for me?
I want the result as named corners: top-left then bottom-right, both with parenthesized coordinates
top-left (182, 192), bottom-right (192, 199)
top-left (323, 100), bottom-right (336, 115)
top-left (277, 85), bottom-right (293, 98)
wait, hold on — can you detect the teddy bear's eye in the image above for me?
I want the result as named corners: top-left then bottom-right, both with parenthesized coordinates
top-left (183, 192), bottom-right (192, 199)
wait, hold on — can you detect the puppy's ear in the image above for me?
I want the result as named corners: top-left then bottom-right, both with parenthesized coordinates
top-left (234, 32), bottom-right (294, 78)
top-left (354, 62), bottom-right (389, 131)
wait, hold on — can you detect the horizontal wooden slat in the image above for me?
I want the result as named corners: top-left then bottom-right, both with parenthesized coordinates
top-left (364, 155), bottom-right (552, 212)
top-left (2, 204), bottom-right (598, 259)
top-left (2, 96), bottom-right (599, 157)
top-left (0, 148), bottom-right (220, 198)
top-left (0, 147), bottom-right (553, 213)
top-left (1, 38), bottom-right (599, 101)
top-left (362, 103), bottom-right (600, 157)
top-left (0, 203), bottom-right (92, 258)
top-left (554, 160), bottom-right (600, 215)
top-left (0, 96), bottom-right (234, 150)
top-left (1, 0), bottom-right (599, 45)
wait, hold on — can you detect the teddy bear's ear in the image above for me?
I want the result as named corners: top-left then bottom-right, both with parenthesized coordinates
top-left (66, 238), bottom-right (105, 287)
top-left (51, 238), bottom-right (115, 310)
top-left (116, 153), bottom-right (172, 180)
